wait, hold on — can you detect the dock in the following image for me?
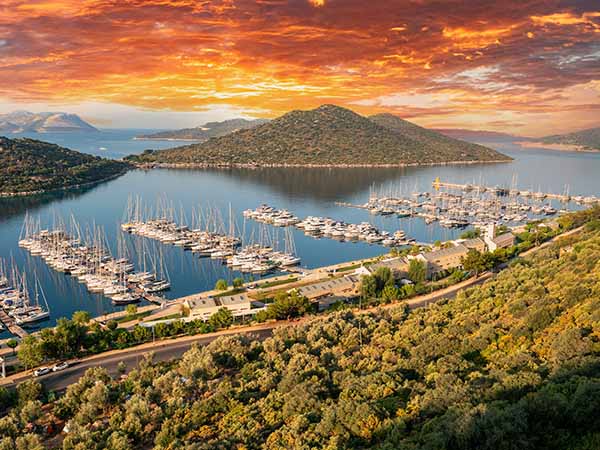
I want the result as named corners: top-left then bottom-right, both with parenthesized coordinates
top-left (0, 310), bottom-right (28, 339)
top-left (142, 293), bottom-right (169, 306)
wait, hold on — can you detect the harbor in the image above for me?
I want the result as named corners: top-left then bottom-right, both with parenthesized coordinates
top-left (2, 147), bottom-right (600, 337)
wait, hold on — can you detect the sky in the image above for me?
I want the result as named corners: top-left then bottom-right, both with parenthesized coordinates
top-left (0, 0), bottom-right (599, 136)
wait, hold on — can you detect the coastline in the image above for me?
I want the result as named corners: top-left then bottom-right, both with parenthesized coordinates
top-left (133, 137), bottom-right (204, 142)
top-left (515, 140), bottom-right (599, 153)
top-left (133, 158), bottom-right (513, 170)
top-left (0, 168), bottom-right (130, 199)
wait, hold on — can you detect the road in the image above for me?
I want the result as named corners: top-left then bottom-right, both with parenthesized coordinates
top-left (2, 227), bottom-right (579, 392)
top-left (3, 328), bottom-right (275, 392)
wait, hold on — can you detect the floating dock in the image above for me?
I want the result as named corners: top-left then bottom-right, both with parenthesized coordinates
top-left (0, 310), bottom-right (28, 338)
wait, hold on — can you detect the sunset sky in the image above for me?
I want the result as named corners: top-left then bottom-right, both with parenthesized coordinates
top-left (0, 0), bottom-right (598, 136)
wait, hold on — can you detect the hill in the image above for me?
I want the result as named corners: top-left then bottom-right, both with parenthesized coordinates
top-left (0, 137), bottom-right (129, 195)
top-left (0, 111), bottom-right (98, 133)
top-left (127, 105), bottom-right (511, 167)
top-left (540, 126), bottom-right (600, 151)
top-left (433, 128), bottom-right (527, 143)
top-left (370, 113), bottom-right (511, 157)
top-left (135, 118), bottom-right (269, 141)
top-left (3, 208), bottom-right (600, 449)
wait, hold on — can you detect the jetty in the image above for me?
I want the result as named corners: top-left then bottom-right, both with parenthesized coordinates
top-left (0, 309), bottom-right (28, 338)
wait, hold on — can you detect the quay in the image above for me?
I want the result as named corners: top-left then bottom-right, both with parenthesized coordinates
top-left (0, 309), bottom-right (28, 338)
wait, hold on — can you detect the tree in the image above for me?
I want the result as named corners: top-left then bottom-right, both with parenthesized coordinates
top-left (460, 229), bottom-right (481, 239)
top-left (117, 361), bottom-right (127, 375)
top-left (107, 320), bottom-right (118, 331)
top-left (381, 285), bottom-right (400, 303)
top-left (233, 277), bottom-right (244, 288)
top-left (373, 267), bottom-right (394, 292)
top-left (267, 291), bottom-right (312, 320)
top-left (462, 249), bottom-right (493, 277)
top-left (6, 339), bottom-right (18, 356)
top-left (360, 275), bottom-right (377, 300)
top-left (17, 336), bottom-right (43, 369)
top-left (72, 310), bottom-right (91, 325)
top-left (209, 307), bottom-right (234, 330)
top-left (126, 304), bottom-right (138, 317)
top-left (215, 279), bottom-right (228, 291)
top-left (408, 259), bottom-right (427, 283)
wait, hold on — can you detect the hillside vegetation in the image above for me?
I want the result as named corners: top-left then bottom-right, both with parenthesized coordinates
top-left (541, 126), bottom-right (600, 150)
top-left (136, 118), bottom-right (269, 140)
top-left (127, 105), bottom-right (510, 166)
top-left (2, 209), bottom-right (600, 449)
top-left (0, 137), bottom-right (129, 194)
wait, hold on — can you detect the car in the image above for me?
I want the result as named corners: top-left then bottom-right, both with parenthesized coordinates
top-left (33, 367), bottom-right (51, 377)
top-left (52, 361), bottom-right (69, 372)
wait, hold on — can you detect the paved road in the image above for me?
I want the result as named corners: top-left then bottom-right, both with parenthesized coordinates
top-left (6, 328), bottom-right (274, 392)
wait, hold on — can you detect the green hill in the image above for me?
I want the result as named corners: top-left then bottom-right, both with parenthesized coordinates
top-left (370, 113), bottom-right (508, 160)
top-left (3, 209), bottom-right (600, 449)
top-left (0, 137), bottom-right (130, 195)
top-left (541, 126), bottom-right (600, 151)
top-left (127, 105), bottom-right (511, 166)
top-left (135, 118), bottom-right (269, 141)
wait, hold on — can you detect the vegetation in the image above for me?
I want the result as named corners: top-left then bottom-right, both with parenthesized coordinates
top-left (214, 279), bottom-right (228, 291)
top-left (4, 211), bottom-right (600, 448)
top-left (0, 137), bottom-right (129, 194)
top-left (126, 105), bottom-right (510, 167)
top-left (136, 118), bottom-right (269, 140)
top-left (541, 126), bottom-right (600, 150)
top-left (256, 291), bottom-right (313, 321)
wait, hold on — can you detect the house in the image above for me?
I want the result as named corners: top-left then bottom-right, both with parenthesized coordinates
top-left (461, 237), bottom-right (486, 253)
top-left (357, 257), bottom-right (410, 279)
top-left (486, 232), bottom-right (516, 252)
top-left (184, 293), bottom-right (255, 321)
top-left (419, 244), bottom-right (469, 276)
top-left (184, 297), bottom-right (220, 321)
top-left (295, 275), bottom-right (360, 302)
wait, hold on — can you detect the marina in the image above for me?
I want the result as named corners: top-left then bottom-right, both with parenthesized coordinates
top-left (1, 144), bottom-right (600, 337)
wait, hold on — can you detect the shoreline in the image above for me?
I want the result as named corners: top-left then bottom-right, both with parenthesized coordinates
top-left (133, 137), bottom-right (204, 142)
top-left (0, 168), bottom-right (130, 199)
top-left (133, 158), bottom-right (513, 170)
top-left (515, 141), bottom-right (599, 153)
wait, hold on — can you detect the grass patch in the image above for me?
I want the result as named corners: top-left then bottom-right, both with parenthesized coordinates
top-left (259, 277), bottom-right (298, 289)
top-left (214, 288), bottom-right (245, 298)
top-left (116, 311), bottom-right (153, 323)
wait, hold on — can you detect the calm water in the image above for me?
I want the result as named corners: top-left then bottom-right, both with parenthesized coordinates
top-left (10, 129), bottom-right (194, 158)
top-left (1, 142), bottom-right (600, 337)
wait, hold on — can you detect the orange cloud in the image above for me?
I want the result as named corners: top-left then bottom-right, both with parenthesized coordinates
top-left (0, 0), bottom-right (598, 135)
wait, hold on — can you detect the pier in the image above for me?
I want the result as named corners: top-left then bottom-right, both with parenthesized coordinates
top-left (0, 309), bottom-right (28, 338)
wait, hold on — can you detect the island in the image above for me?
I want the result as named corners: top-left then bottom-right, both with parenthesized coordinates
top-left (125, 105), bottom-right (512, 167)
top-left (0, 137), bottom-right (130, 197)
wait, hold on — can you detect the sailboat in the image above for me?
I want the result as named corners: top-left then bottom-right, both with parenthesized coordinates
top-left (14, 273), bottom-right (50, 325)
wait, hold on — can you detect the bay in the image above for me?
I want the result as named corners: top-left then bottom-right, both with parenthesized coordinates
top-left (1, 138), bottom-right (600, 338)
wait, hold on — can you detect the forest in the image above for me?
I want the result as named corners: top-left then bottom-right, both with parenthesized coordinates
top-left (1, 208), bottom-right (600, 449)
top-left (0, 137), bottom-right (130, 194)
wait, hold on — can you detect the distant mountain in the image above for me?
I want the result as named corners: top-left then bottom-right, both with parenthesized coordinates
top-left (0, 137), bottom-right (129, 195)
top-left (127, 105), bottom-right (511, 167)
top-left (0, 111), bottom-right (98, 133)
top-left (540, 127), bottom-right (600, 151)
top-left (136, 118), bottom-right (270, 141)
top-left (370, 114), bottom-right (509, 160)
top-left (432, 128), bottom-right (527, 144)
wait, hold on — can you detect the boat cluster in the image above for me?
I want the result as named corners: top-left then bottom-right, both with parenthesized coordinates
top-left (244, 204), bottom-right (413, 246)
top-left (360, 188), bottom-right (561, 228)
top-left (243, 205), bottom-right (301, 226)
top-left (18, 229), bottom-right (168, 305)
top-left (0, 266), bottom-right (50, 326)
top-left (122, 218), bottom-right (301, 274)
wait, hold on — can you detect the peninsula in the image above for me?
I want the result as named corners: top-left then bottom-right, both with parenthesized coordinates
top-left (0, 137), bottom-right (130, 196)
top-left (135, 118), bottom-right (269, 141)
